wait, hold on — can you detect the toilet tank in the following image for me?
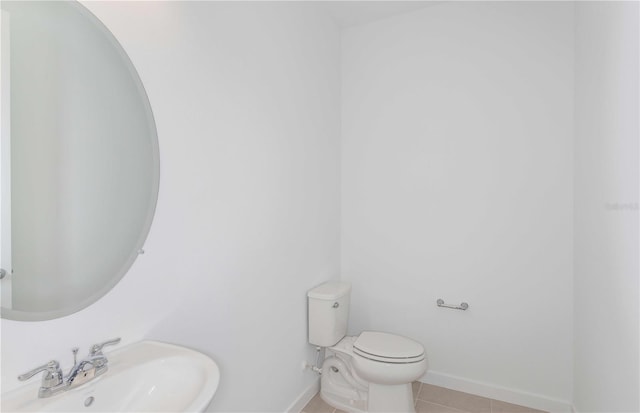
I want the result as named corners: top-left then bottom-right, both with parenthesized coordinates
top-left (307, 281), bottom-right (351, 347)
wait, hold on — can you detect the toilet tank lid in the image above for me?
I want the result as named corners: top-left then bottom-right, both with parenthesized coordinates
top-left (307, 281), bottom-right (351, 300)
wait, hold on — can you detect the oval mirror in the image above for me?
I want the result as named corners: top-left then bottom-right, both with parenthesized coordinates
top-left (0, 1), bottom-right (159, 321)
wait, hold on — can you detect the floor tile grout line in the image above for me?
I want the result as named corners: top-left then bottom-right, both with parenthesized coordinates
top-left (415, 384), bottom-right (493, 408)
top-left (415, 399), bottom-right (473, 413)
top-left (414, 382), bottom-right (474, 413)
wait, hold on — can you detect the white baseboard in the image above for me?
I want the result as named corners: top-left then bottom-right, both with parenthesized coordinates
top-left (285, 370), bottom-right (572, 413)
top-left (286, 377), bottom-right (320, 413)
top-left (422, 370), bottom-right (572, 413)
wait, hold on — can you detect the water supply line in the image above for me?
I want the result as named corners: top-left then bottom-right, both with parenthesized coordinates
top-left (304, 347), bottom-right (323, 374)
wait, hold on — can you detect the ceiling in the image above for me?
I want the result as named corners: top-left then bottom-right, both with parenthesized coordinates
top-left (320, 1), bottom-right (438, 28)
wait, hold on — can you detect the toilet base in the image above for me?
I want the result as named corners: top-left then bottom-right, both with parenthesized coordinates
top-left (367, 383), bottom-right (415, 412)
top-left (321, 376), bottom-right (416, 413)
top-left (321, 389), bottom-right (367, 413)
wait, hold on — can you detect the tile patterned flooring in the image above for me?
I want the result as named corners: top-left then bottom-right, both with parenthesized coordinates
top-left (302, 382), bottom-right (547, 413)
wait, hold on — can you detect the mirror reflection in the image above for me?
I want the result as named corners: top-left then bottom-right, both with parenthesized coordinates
top-left (0, 1), bottom-right (159, 321)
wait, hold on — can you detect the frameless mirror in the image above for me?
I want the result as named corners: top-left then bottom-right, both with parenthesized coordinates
top-left (0, 1), bottom-right (159, 321)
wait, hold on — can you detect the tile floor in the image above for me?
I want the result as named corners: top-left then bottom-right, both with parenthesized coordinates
top-left (301, 382), bottom-right (547, 413)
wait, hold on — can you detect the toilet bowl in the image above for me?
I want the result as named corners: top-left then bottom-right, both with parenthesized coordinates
top-left (308, 282), bottom-right (428, 413)
top-left (351, 331), bottom-right (427, 385)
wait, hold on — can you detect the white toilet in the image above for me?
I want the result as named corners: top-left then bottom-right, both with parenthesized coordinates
top-left (308, 281), bottom-right (428, 413)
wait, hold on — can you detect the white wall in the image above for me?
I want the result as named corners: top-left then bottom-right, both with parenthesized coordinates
top-left (341, 2), bottom-right (574, 410)
top-left (0, 2), bottom-right (341, 411)
top-left (573, 2), bottom-right (639, 412)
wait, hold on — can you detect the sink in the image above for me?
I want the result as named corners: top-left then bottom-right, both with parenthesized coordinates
top-left (2, 341), bottom-right (220, 412)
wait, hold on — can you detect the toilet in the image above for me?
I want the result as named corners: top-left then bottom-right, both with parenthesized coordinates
top-left (307, 281), bottom-right (428, 413)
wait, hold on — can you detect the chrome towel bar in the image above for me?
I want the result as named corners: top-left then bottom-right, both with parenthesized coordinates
top-left (437, 299), bottom-right (469, 311)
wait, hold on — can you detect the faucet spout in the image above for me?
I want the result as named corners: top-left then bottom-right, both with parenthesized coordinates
top-left (66, 355), bottom-right (107, 386)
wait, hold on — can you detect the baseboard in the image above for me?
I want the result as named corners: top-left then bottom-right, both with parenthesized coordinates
top-left (285, 370), bottom-right (572, 413)
top-left (285, 377), bottom-right (320, 413)
top-left (422, 370), bottom-right (572, 413)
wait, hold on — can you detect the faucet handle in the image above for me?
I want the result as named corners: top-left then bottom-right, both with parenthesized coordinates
top-left (89, 337), bottom-right (121, 356)
top-left (18, 360), bottom-right (63, 387)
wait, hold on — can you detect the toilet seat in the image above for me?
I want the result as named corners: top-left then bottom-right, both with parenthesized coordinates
top-left (353, 331), bottom-right (425, 364)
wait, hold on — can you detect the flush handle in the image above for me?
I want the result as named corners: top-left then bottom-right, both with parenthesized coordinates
top-left (332, 302), bottom-right (339, 309)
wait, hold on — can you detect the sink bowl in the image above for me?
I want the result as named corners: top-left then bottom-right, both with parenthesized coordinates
top-left (2, 341), bottom-right (220, 412)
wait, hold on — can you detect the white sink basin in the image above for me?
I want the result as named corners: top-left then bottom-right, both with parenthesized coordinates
top-left (2, 341), bottom-right (220, 412)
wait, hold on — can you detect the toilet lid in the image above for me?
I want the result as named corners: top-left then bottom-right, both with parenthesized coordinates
top-left (353, 331), bottom-right (424, 361)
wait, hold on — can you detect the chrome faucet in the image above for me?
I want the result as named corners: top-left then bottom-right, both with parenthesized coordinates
top-left (18, 338), bottom-right (121, 398)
